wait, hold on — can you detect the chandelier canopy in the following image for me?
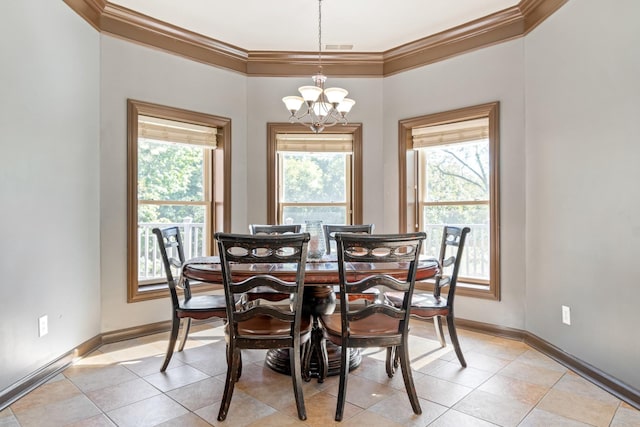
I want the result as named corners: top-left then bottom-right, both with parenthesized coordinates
top-left (282, 0), bottom-right (355, 133)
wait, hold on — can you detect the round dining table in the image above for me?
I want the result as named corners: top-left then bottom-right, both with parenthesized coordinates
top-left (182, 255), bottom-right (438, 381)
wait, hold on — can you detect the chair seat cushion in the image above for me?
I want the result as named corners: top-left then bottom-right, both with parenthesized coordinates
top-left (320, 312), bottom-right (400, 341)
top-left (237, 314), bottom-right (312, 336)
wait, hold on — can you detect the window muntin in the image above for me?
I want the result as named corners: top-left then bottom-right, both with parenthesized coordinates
top-left (127, 100), bottom-right (231, 302)
top-left (399, 102), bottom-right (500, 299)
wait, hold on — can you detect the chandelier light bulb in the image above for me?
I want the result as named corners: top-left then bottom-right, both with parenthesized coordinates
top-left (298, 85), bottom-right (323, 102)
top-left (337, 98), bottom-right (355, 114)
top-left (324, 87), bottom-right (348, 105)
top-left (312, 101), bottom-right (332, 118)
top-left (283, 96), bottom-right (304, 113)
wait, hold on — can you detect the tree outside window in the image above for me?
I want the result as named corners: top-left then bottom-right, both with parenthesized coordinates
top-left (399, 103), bottom-right (500, 299)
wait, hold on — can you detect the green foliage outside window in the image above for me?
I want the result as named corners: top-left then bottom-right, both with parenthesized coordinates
top-left (282, 153), bottom-right (346, 203)
top-left (138, 139), bottom-right (207, 224)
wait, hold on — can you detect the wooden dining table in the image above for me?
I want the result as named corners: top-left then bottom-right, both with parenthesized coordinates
top-left (182, 255), bottom-right (439, 381)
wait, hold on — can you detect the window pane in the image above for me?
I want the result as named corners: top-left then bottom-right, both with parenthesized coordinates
top-left (138, 204), bottom-right (207, 281)
top-left (281, 152), bottom-right (346, 203)
top-left (423, 204), bottom-right (489, 280)
top-left (423, 140), bottom-right (489, 202)
top-left (138, 139), bottom-right (205, 201)
top-left (282, 206), bottom-right (346, 225)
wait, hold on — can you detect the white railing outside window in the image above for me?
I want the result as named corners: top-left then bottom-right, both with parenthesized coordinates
top-left (138, 220), bottom-right (206, 282)
top-left (422, 223), bottom-right (489, 281)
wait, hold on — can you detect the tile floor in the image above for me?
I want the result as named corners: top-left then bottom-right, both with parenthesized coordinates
top-left (1, 319), bottom-right (639, 427)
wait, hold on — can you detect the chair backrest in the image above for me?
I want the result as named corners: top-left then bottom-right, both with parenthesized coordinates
top-left (322, 224), bottom-right (374, 255)
top-left (152, 226), bottom-right (189, 306)
top-left (434, 226), bottom-right (471, 307)
top-left (249, 224), bottom-right (302, 235)
top-left (334, 232), bottom-right (425, 345)
top-left (215, 232), bottom-right (310, 347)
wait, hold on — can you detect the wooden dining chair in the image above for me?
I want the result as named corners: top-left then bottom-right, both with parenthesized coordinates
top-left (319, 232), bottom-right (426, 421)
top-left (322, 224), bottom-right (374, 255)
top-left (386, 226), bottom-right (471, 373)
top-left (249, 224), bottom-right (302, 234)
top-left (152, 226), bottom-right (228, 372)
top-left (215, 232), bottom-right (312, 421)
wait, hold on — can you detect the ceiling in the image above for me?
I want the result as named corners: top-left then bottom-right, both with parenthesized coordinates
top-left (109, 0), bottom-right (520, 53)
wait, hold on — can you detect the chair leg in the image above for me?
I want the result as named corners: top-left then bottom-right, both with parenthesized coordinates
top-left (218, 346), bottom-right (240, 421)
top-left (177, 318), bottom-right (192, 352)
top-left (289, 347), bottom-right (307, 420)
top-left (335, 343), bottom-right (350, 421)
top-left (446, 314), bottom-right (467, 367)
top-left (160, 316), bottom-right (180, 372)
top-left (398, 340), bottom-right (422, 415)
top-left (301, 338), bottom-right (312, 382)
top-left (225, 344), bottom-right (242, 381)
top-left (433, 316), bottom-right (446, 347)
top-left (319, 333), bottom-right (328, 383)
top-left (385, 346), bottom-right (396, 378)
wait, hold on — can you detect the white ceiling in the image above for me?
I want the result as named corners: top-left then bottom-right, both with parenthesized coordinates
top-left (110, 0), bottom-right (519, 52)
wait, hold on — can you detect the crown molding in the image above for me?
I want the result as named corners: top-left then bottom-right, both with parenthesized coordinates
top-left (64, 0), bottom-right (568, 77)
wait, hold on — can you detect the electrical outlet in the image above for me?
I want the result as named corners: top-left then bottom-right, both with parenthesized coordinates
top-left (38, 315), bottom-right (48, 337)
top-left (562, 305), bottom-right (571, 325)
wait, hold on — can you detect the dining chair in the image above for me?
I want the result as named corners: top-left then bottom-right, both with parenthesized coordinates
top-left (249, 224), bottom-right (302, 234)
top-left (319, 232), bottom-right (426, 421)
top-left (248, 224), bottom-right (303, 303)
top-left (152, 226), bottom-right (228, 372)
top-left (322, 224), bottom-right (374, 255)
top-left (386, 226), bottom-right (471, 373)
top-left (215, 232), bottom-right (312, 421)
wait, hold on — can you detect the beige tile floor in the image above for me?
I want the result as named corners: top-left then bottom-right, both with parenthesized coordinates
top-left (2, 319), bottom-right (639, 427)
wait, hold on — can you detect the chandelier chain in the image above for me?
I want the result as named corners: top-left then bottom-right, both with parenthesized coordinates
top-left (281, 0), bottom-right (355, 133)
top-left (318, 0), bottom-right (322, 72)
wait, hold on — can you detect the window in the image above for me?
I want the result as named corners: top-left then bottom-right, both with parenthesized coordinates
top-left (399, 102), bottom-right (500, 299)
top-left (127, 100), bottom-right (231, 302)
top-left (267, 123), bottom-right (363, 225)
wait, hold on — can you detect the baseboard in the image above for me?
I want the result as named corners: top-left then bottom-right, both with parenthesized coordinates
top-left (0, 334), bottom-right (102, 411)
top-left (101, 320), bottom-right (173, 344)
top-left (0, 320), bottom-right (201, 411)
top-left (455, 318), bottom-right (640, 410)
top-left (3, 318), bottom-right (639, 412)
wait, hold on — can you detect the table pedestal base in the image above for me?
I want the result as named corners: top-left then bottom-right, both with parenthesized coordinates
top-left (265, 285), bottom-right (361, 380)
top-left (265, 342), bottom-right (361, 380)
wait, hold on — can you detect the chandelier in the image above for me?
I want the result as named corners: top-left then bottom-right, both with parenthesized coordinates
top-left (282, 0), bottom-right (355, 133)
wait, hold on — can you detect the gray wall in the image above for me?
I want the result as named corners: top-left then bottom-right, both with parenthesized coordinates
top-left (525, 0), bottom-right (640, 388)
top-left (0, 0), bottom-right (101, 391)
top-left (383, 40), bottom-right (527, 330)
top-left (99, 36), bottom-right (248, 332)
top-left (2, 0), bottom-right (639, 398)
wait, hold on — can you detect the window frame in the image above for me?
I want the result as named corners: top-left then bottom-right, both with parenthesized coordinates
top-left (127, 99), bottom-right (232, 302)
top-left (267, 123), bottom-right (363, 225)
top-left (398, 102), bottom-right (500, 300)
